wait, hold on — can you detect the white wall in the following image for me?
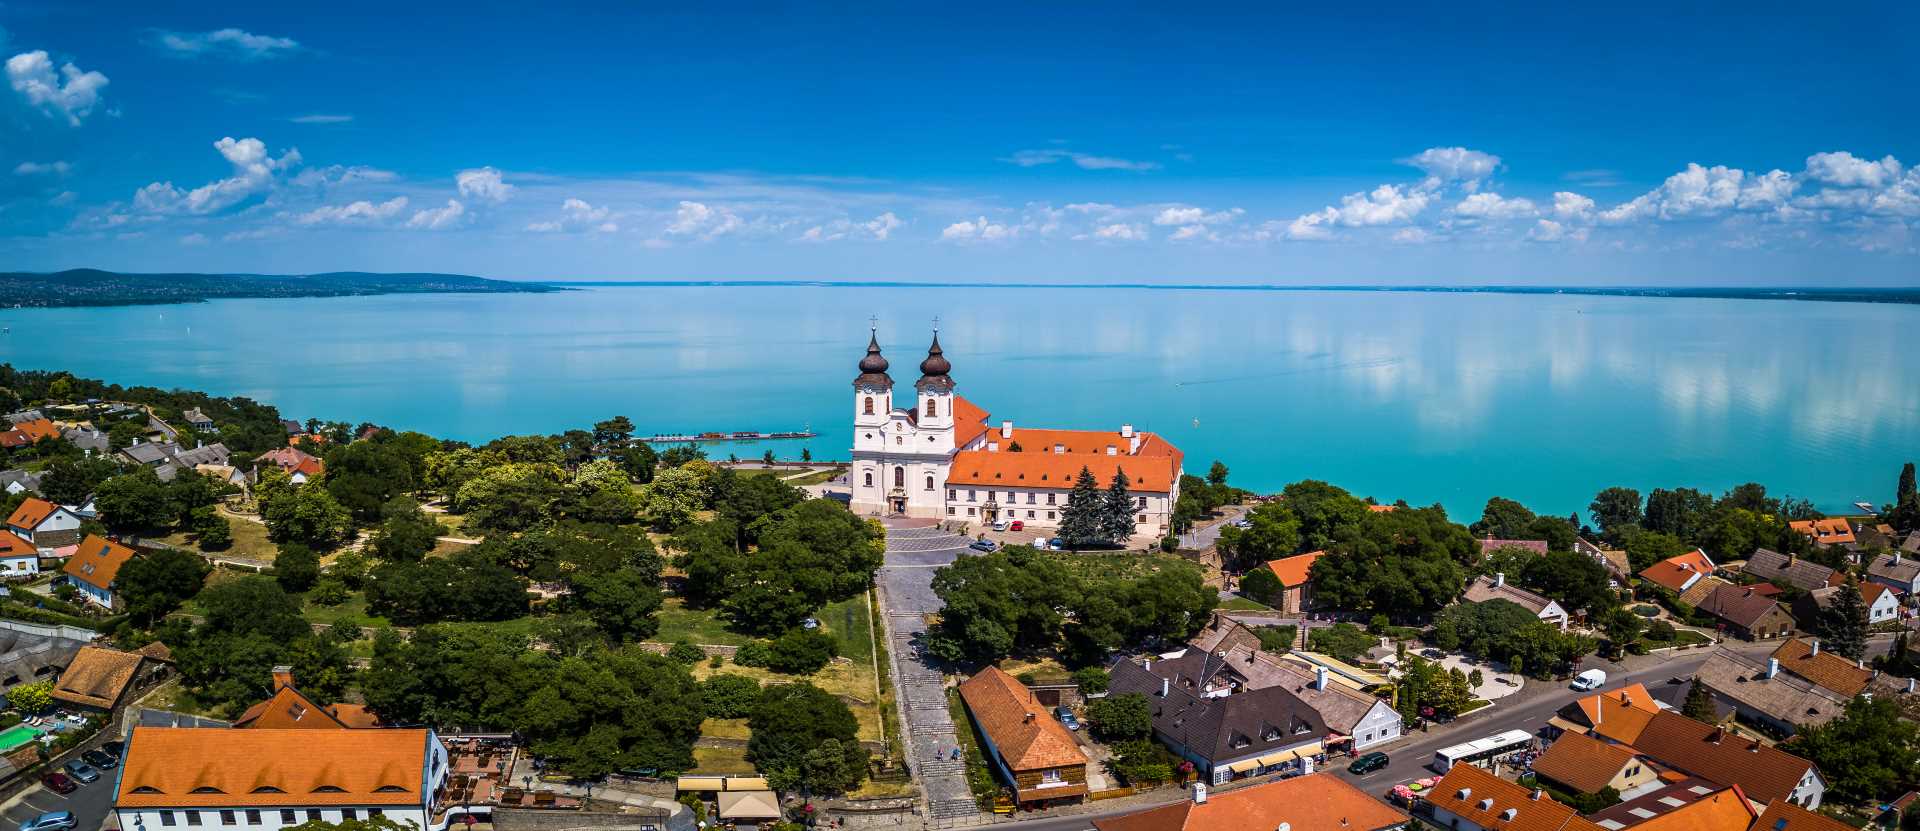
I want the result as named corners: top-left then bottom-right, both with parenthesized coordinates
top-left (117, 804), bottom-right (435, 831)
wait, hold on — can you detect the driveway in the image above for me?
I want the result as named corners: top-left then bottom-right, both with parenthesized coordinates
top-left (1178, 505), bottom-right (1248, 551)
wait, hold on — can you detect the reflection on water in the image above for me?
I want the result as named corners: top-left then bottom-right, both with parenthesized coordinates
top-left (1, 286), bottom-right (1916, 518)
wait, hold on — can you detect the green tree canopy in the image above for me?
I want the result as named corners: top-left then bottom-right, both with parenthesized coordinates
top-left (1786, 696), bottom-right (1920, 804)
top-left (116, 547), bottom-right (211, 627)
top-left (1058, 467), bottom-right (1106, 548)
top-left (748, 682), bottom-right (867, 794)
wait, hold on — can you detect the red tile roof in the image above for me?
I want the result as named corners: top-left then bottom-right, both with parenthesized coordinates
top-left (1265, 551), bottom-right (1325, 587)
top-left (1769, 638), bottom-right (1874, 698)
top-left (6, 497), bottom-right (61, 530)
top-left (1531, 730), bottom-right (1639, 794)
top-left (0, 530), bottom-right (36, 560)
top-left (51, 646), bottom-right (145, 709)
top-left (62, 534), bottom-right (136, 590)
top-left (1425, 763), bottom-right (1606, 831)
top-left (957, 666), bottom-right (1088, 772)
top-left (1749, 799), bottom-right (1851, 831)
top-left (947, 440), bottom-right (1180, 493)
top-left (116, 726), bottom-right (435, 808)
top-left (953, 396), bottom-right (991, 449)
top-left (1627, 786), bottom-right (1756, 831)
top-left (1641, 551), bottom-right (1715, 593)
top-left (1622, 712), bottom-right (1820, 805)
top-left (1789, 519), bottom-right (1855, 546)
top-left (1093, 772), bottom-right (1407, 831)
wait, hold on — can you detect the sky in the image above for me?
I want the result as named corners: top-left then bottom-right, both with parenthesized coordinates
top-left (1, 2), bottom-right (1917, 285)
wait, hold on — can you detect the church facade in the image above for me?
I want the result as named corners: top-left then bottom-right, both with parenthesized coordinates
top-left (849, 329), bottom-right (1183, 536)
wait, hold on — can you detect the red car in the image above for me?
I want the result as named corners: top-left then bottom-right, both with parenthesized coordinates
top-left (40, 772), bottom-right (75, 794)
top-left (1009, 520), bottom-right (1024, 532)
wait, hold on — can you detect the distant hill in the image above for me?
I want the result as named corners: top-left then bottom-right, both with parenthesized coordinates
top-left (0, 269), bottom-right (563, 308)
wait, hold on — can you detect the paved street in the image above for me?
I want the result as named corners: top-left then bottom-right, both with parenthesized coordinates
top-left (1177, 505), bottom-right (1247, 551)
top-left (876, 520), bottom-right (984, 827)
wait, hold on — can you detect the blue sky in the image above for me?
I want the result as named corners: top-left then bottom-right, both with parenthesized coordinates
top-left (2, 2), bottom-right (1916, 284)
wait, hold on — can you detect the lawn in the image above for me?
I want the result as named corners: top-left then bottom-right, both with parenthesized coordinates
top-left (1043, 550), bottom-right (1200, 582)
top-left (654, 597), bottom-right (754, 646)
top-left (1640, 629), bottom-right (1712, 649)
top-left (689, 745), bottom-right (757, 775)
top-left (301, 591), bottom-right (392, 629)
top-left (162, 514), bottom-right (279, 563)
top-left (1217, 595), bottom-right (1272, 612)
top-left (689, 593), bottom-right (886, 742)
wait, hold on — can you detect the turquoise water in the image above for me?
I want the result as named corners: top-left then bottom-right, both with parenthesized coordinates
top-left (2, 286), bottom-right (1916, 519)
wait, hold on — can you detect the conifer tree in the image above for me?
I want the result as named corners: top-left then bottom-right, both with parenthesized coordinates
top-left (1100, 470), bottom-right (1136, 545)
top-left (1682, 679), bottom-right (1718, 722)
top-left (1058, 467), bottom-right (1104, 548)
top-left (1818, 579), bottom-right (1871, 660)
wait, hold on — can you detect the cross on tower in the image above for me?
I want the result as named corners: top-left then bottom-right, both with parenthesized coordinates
top-left (868, 314), bottom-right (879, 333)
top-left (931, 315), bottom-right (940, 333)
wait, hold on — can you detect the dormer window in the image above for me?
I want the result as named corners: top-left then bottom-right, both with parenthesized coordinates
top-left (1229, 732), bottom-right (1252, 749)
top-left (250, 786), bottom-right (285, 794)
top-left (190, 787), bottom-right (225, 794)
top-left (312, 786), bottom-right (346, 793)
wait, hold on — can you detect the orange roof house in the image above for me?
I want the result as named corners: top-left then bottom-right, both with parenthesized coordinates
top-left (1598, 712), bottom-right (1826, 807)
top-left (235, 667), bottom-right (380, 729)
top-left (1641, 550), bottom-right (1717, 593)
top-left (1093, 772), bottom-right (1407, 831)
top-left (1627, 786), bottom-right (1757, 831)
top-left (1572, 683), bottom-right (1659, 726)
top-left (50, 646), bottom-right (148, 711)
top-left (1264, 551), bottom-right (1325, 587)
top-left (0, 418), bottom-right (61, 448)
top-left (6, 497), bottom-right (62, 532)
top-left (63, 534), bottom-right (136, 592)
top-left (1789, 519), bottom-right (1855, 547)
top-left (957, 665), bottom-right (1089, 807)
top-left (1425, 763), bottom-right (1607, 831)
top-left (1748, 799), bottom-right (1851, 831)
top-left (1532, 730), bottom-right (1651, 795)
top-left (1767, 638), bottom-right (1875, 698)
top-left (0, 530), bottom-right (37, 561)
top-left (115, 726), bottom-right (442, 809)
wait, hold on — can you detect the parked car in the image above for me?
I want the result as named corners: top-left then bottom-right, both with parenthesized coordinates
top-left (1053, 706), bottom-right (1080, 731)
top-left (1231, 518), bottom-right (1253, 529)
top-left (991, 518), bottom-right (1010, 531)
top-left (38, 773), bottom-right (75, 795)
top-left (968, 539), bottom-right (997, 552)
top-left (80, 749), bottom-right (116, 769)
top-left (1047, 538), bottom-right (1065, 550)
top-left (100, 740), bottom-right (125, 759)
top-left (1347, 751), bottom-right (1390, 774)
top-left (1009, 521), bottom-right (1024, 532)
top-left (1570, 668), bottom-right (1607, 691)
top-left (19, 812), bottom-right (76, 831)
top-left (61, 761), bottom-right (97, 784)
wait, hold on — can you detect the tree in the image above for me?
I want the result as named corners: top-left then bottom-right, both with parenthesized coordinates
top-left (95, 468), bottom-right (178, 534)
top-left (274, 543), bottom-right (321, 592)
top-left (1309, 504), bottom-right (1475, 616)
top-left (1894, 462), bottom-right (1920, 532)
top-left (1682, 680), bottom-right (1718, 722)
top-left (107, 419), bottom-right (147, 451)
top-left (6, 678), bottom-right (54, 713)
top-left (1058, 467), bottom-right (1106, 548)
top-left (569, 568), bottom-right (663, 642)
top-left (749, 683), bottom-right (867, 794)
top-left (369, 499), bottom-right (443, 562)
top-left (1307, 623), bottom-right (1376, 662)
top-left (593, 416), bottom-right (635, 448)
top-left (322, 441), bottom-right (415, 523)
top-left (1621, 529), bottom-right (1691, 573)
top-left (1206, 461), bottom-right (1229, 487)
top-left (1099, 470), bottom-right (1136, 545)
top-left (117, 547), bottom-right (211, 627)
top-left (702, 674), bottom-right (763, 718)
top-left (1071, 666), bottom-right (1110, 695)
top-left (764, 628), bottom-right (838, 675)
top-left (1588, 488), bottom-right (1644, 543)
top-left (1516, 549), bottom-right (1615, 615)
top-left (1280, 481), bottom-right (1372, 552)
top-left (260, 479), bottom-right (354, 548)
top-left (1431, 600), bottom-right (1597, 677)
top-left (720, 501), bottom-right (883, 635)
top-left (1816, 579), bottom-right (1871, 660)
top-left (672, 521), bottom-right (747, 608)
top-left (1216, 503), bottom-right (1302, 572)
top-left (1786, 696), bottom-right (1920, 804)
top-left (517, 649), bottom-right (704, 778)
top-left (638, 465), bottom-right (710, 532)
top-left (1470, 497), bottom-right (1539, 540)
top-left (1085, 692), bottom-right (1152, 741)
top-left (453, 462), bottom-right (569, 533)
top-left (39, 457), bottom-right (120, 505)
top-left (191, 507), bottom-right (232, 549)
top-left (1239, 566), bottom-right (1284, 605)
top-left (927, 546), bottom-right (1079, 663)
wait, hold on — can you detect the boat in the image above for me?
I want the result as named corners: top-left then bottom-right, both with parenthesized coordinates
top-left (1856, 501), bottom-right (1880, 514)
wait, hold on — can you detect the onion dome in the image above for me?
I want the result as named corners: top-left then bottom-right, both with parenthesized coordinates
top-left (853, 329), bottom-right (893, 389)
top-left (916, 331), bottom-right (955, 392)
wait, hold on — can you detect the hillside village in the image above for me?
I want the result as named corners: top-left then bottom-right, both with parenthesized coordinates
top-left (0, 359), bottom-right (1918, 831)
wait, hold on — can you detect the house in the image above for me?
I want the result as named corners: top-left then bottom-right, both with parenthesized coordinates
top-left (235, 667), bottom-right (380, 729)
top-left (1092, 772), bottom-right (1407, 831)
top-left (6, 497), bottom-right (85, 551)
top-left (1425, 763), bottom-right (1607, 831)
top-left (1552, 683), bottom-right (1662, 736)
top-left (182, 408), bottom-right (214, 432)
top-left (61, 534), bottom-right (137, 609)
top-left (1679, 576), bottom-right (1738, 609)
top-left (118, 440), bottom-right (181, 469)
top-left (1697, 584), bottom-right (1796, 640)
top-left (1586, 779), bottom-right (1732, 830)
top-left (256, 446), bottom-right (326, 484)
top-left (1765, 637), bottom-right (1884, 699)
top-left (281, 418), bottom-right (306, 435)
top-left (1794, 583), bottom-right (1900, 626)
top-left (0, 469), bottom-right (43, 496)
top-left (1592, 710), bottom-right (1825, 808)
top-left (1480, 537), bottom-right (1550, 557)
top-left (1576, 537), bottom-right (1631, 582)
top-left (1742, 549), bottom-right (1843, 593)
top-left (1108, 652), bottom-right (1331, 785)
top-left (113, 726), bottom-right (454, 831)
top-left (173, 443), bottom-right (232, 468)
top-left (1691, 650), bottom-right (1847, 734)
top-left (0, 621), bottom-right (91, 700)
top-left (4, 409), bottom-right (47, 425)
top-left (1259, 551), bottom-right (1324, 614)
top-left (196, 464), bottom-right (250, 490)
top-left (62, 426), bottom-right (109, 456)
top-left (1641, 550), bottom-right (1718, 594)
top-left (50, 645), bottom-right (150, 713)
top-left (1751, 799), bottom-right (1854, 831)
top-left (0, 418), bottom-right (60, 449)
top-left (1608, 785), bottom-right (1756, 831)
top-left (0, 530), bottom-right (41, 578)
top-left (1168, 615), bottom-right (1403, 750)
top-left (1865, 552), bottom-right (1920, 599)
top-left (956, 666), bottom-right (1089, 809)
top-left (1530, 730), bottom-right (1657, 796)
top-left (1789, 519), bottom-right (1855, 548)
top-left (1462, 573), bottom-right (1569, 629)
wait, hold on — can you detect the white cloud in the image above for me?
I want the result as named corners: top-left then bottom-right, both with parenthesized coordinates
top-left (799, 211), bottom-right (903, 243)
top-left (1804, 151), bottom-right (1902, 188)
top-left (1391, 227), bottom-right (1432, 244)
top-left (666, 201), bottom-right (742, 239)
top-left (290, 114), bottom-right (353, 124)
top-left (1090, 223), bottom-right (1146, 241)
top-left (527, 198), bottom-right (617, 233)
top-left (49, 191), bottom-right (76, 206)
top-left (1527, 219), bottom-right (1587, 243)
top-left (1289, 183), bottom-right (1434, 239)
top-left (1170, 225), bottom-right (1214, 241)
top-left (134, 136), bottom-right (302, 215)
top-left (13, 160), bottom-right (70, 176)
top-left (1152, 205), bottom-right (1242, 226)
top-left (940, 216), bottom-right (1014, 242)
top-left (407, 199), bottom-right (466, 230)
top-left (1403, 147), bottom-right (1501, 182)
top-left (455, 167), bottom-right (513, 203)
top-left (1453, 192), bottom-right (1537, 219)
top-left (1552, 191), bottom-right (1595, 220)
top-left (6, 50), bottom-right (109, 126)
top-left (1598, 163), bottom-right (1797, 223)
top-left (294, 196), bottom-right (409, 226)
top-left (1003, 149), bottom-right (1160, 171)
top-left (153, 29), bottom-right (300, 60)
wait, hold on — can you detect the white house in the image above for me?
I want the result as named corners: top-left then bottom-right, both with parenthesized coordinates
top-left (849, 327), bottom-right (1183, 535)
top-left (1864, 583), bottom-right (1901, 624)
top-left (114, 727), bottom-right (457, 831)
top-left (61, 535), bottom-right (135, 609)
top-left (0, 531), bottom-right (39, 578)
top-left (1461, 574), bottom-right (1570, 630)
top-left (5, 497), bottom-right (85, 553)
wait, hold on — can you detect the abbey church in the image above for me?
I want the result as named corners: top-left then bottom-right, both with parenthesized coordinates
top-left (848, 328), bottom-right (1183, 537)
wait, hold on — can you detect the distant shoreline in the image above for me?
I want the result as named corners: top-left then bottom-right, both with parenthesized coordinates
top-left (550, 281), bottom-right (1920, 306)
top-left (0, 268), bottom-right (564, 309)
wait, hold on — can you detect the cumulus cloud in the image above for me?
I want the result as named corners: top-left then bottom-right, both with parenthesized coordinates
top-left (1089, 223), bottom-right (1147, 241)
top-left (6, 50), bottom-right (109, 126)
top-left (1804, 151), bottom-right (1902, 188)
top-left (1391, 227), bottom-right (1432, 244)
top-left (527, 198), bottom-right (617, 233)
top-left (1552, 192), bottom-right (1595, 220)
top-left (153, 29), bottom-right (300, 60)
top-left (1003, 149), bottom-right (1160, 171)
top-left (407, 199), bottom-right (466, 230)
top-left (799, 212), bottom-right (903, 242)
top-left (294, 196), bottom-right (409, 226)
top-left (666, 201), bottom-right (742, 239)
top-left (1403, 147), bottom-right (1501, 182)
top-left (1527, 219), bottom-right (1587, 243)
top-left (1288, 184), bottom-right (1434, 240)
top-left (134, 136), bottom-right (302, 215)
top-left (13, 160), bottom-right (70, 176)
top-left (940, 216), bottom-right (1014, 242)
top-left (1453, 192), bottom-right (1537, 219)
top-left (1598, 163), bottom-right (1796, 223)
top-left (455, 167), bottom-right (513, 203)
top-left (1152, 205), bottom-right (1242, 226)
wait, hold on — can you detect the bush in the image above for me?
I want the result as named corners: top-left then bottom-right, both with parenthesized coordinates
top-left (764, 628), bottom-right (838, 675)
top-left (667, 641), bottom-right (705, 664)
top-left (702, 674), bottom-right (763, 718)
top-left (309, 576), bottom-right (351, 606)
top-left (1160, 535), bottom-right (1177, 553)
top-left (1368, 613), bottom-right (1391, 634)
top-left (1646, 619), bottom-right (1677, 641)
top-left (1239, 567), bottom-right (1283, 604)
top-left (1109, 738), bottom-right (1175, 785)
top-left (1072, 666), bottom-right (1110, 695)
top-left (1308, 623), bottom-right (1377, 662)
top-left (733, 641), bottom-right (771, 667)
top-left (1085, 693), bottom-right (1152, 741)
top-left (275, 543), bottom-right (320, 592)
top-left (1254, 625), bottom-right (1298, 653)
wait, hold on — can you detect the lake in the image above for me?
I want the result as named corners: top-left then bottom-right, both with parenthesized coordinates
top-left (2, 285), bottom-right (1915, 520)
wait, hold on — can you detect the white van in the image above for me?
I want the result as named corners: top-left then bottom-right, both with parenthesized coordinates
top-left (1570, 669), bottom-right (1607, 691)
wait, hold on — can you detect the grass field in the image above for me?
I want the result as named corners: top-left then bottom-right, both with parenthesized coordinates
top-left (688, 594), bottom-right (885, 741)
top-left (301, 592), bottom-right (392, 629)
top-left (654, 598), bottom-right (754, 646)
top-left (1217, 595), bottom-right (1272, 612)
top-left (689, 745), bottom-right (757, 774)
top-left (1043, 549), bottom-right (1200, 582)
top-left (162, 514), bottom-right (279, 563)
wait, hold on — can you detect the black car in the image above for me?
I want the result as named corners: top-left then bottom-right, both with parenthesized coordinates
top-left (100, 740), bottom-right (125, 760)
top-left (80, 749), bottom-right (116, 770)
top-left (1347, 751), bottom-right (1389, 774)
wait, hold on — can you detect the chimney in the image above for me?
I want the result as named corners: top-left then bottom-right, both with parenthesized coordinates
top-left (1456, 788), bottom-right (1472, 801)
top-left (1494, 572), bottom-right (1506, 588)
top-left (1130, 435), bottom-right (1141, 454)
top-left (1501, 809), bottom-right (1519, 821)
top-left (1896, 552), bottom-right (1904, 565)
top-left (271, 665), bottom-right (295, 690)
top-left (1024, 712), bottom-right (1035, 723)
top-left (1001, 420), bottom-right (1013, 439)
top-left (1191, 782), bottom-right (1207, 805)
top-left (1121, 424), bottom-right (1134, 438)
top-left (1767, 658), bottom-right (1780, 678)
top-left (1279, 824), bottom-right (1291, 831)
top-left (1811, 639), bottom-right (1820, 656)
top-left (1054, 443), bottom-right (1065, 454)
top-left (1708, 727), bottom-right (1725, 744)
top-left (1531, 789), bottom-right (1544, 801)
top-left (1315, 666), bottom-right (1329, 691)
top-left (987, 441), bottom-right (999, 452)
top-left (1907, 678), bottom-right (1915, 694)
top-left (1161, 677), bottom-right (1170, 697)
top-left (1477, 798), bottom-right (1494, 811)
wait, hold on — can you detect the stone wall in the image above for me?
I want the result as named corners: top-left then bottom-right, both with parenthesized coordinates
top-left (492, 807), bottom-right (690, 831)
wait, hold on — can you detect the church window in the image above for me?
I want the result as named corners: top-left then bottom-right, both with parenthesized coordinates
top-left (894, 467), bottom-right (905, 487)
top-left (863, 472), bottom-right (873, 487)
top-left (925, 399), bottom-right (936, 417)
top-left (863, 397), bottom-right (874, 415)
top-left (925, 476), bottom-right (934, 491)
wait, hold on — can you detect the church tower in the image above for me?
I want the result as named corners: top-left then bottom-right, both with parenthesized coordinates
top-left (852, 323), bottom-right (892, 439)
top-left (915, 329), bottom-right (955, 454)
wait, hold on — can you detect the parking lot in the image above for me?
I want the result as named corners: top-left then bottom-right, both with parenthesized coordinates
top-left (1, 759), bottom-right (117, 831)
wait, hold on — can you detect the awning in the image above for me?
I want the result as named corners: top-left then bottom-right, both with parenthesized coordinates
top-left (1545, 716), bottom-right (1587, 734)
top-left (1226, 758), bottom-right (1264, 774)
top-left (676, 776), bottom-right (727, 792)
top-left (718, 790), bottom-right (782, 820)
top-left (1288, 741), bottom-right (1325, 760)
top-left (1255, 751), bottom-right (1293, 767)
top-left (725, 776), bottom-right (771, 791)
